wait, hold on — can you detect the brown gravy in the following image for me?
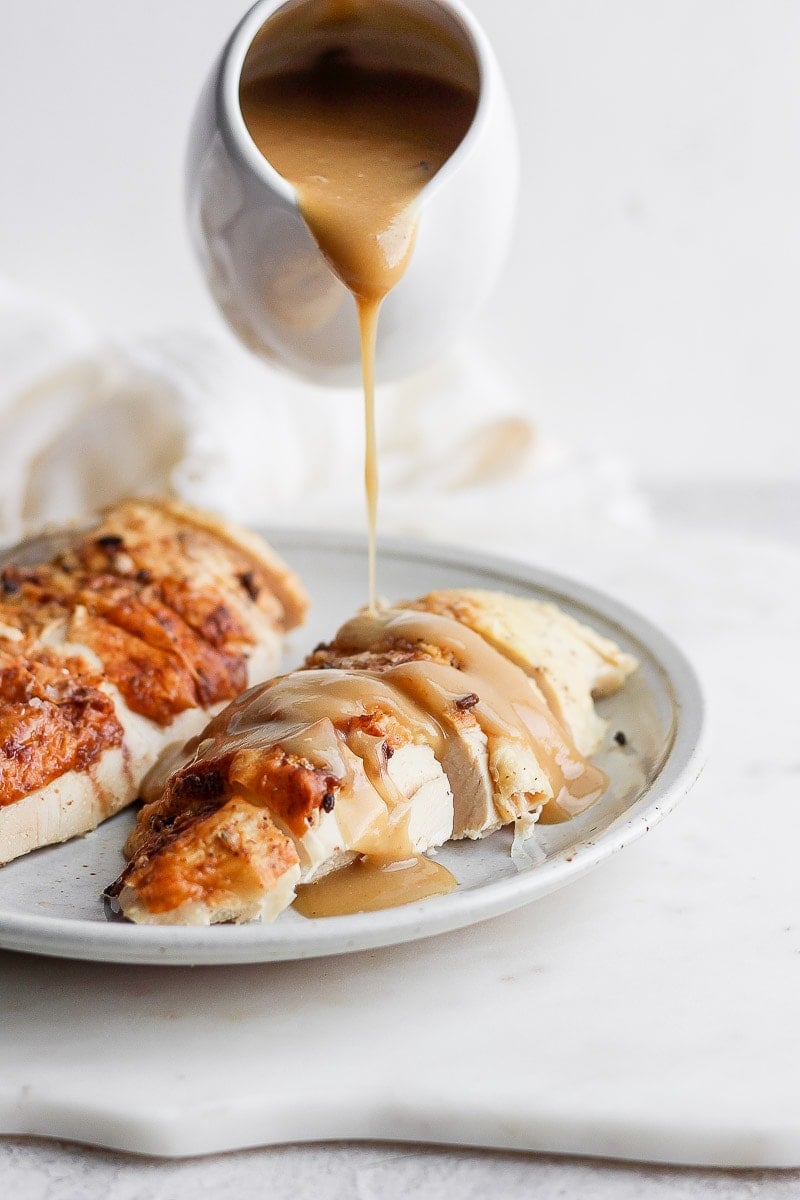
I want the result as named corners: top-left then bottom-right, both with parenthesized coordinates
top-left (293, 853), bottom-right (456, 918)
top-left (233, 5), bottom-right (603, 919)
top-left (333, 608), bottom-right (608, 818)
top-left (240, 1), bottom-right (478, 609)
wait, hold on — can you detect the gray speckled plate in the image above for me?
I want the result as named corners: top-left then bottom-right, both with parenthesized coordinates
top-left (0, 531), bottom-right (705, 965)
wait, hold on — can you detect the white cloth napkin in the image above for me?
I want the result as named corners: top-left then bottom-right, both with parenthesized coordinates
top-left (0, 278), bottom-right (649, 553)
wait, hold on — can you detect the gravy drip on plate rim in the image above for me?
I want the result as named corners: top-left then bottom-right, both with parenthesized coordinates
top-left (239, 0), bottom-right (479, 612)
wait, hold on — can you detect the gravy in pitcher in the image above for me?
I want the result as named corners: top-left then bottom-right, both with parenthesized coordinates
top-left (240, 0), bottom-right (478, 608)
top-left (238, 1), bottom-right (479, 915)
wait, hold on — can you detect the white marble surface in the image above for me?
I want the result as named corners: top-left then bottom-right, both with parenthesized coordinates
top-left (5, 1139), bottom-right (800, 1200)
top-left (1, 485), bottom-right (799, 1196)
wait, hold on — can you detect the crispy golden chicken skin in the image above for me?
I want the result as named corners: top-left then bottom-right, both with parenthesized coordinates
top-left (0, 498), bottom-right (307, 865)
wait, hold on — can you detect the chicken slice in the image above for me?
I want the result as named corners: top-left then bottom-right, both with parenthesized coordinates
top-left (248, 669), bottom-right (454, 856)
top-left (114, 668), bottom-right (455, 921)
top-left (316, 607), bottom-right (606, 830)
top-left (302, 638), bottom-right (497, 839)
top-left (114, 794), bottom-right (301, 926)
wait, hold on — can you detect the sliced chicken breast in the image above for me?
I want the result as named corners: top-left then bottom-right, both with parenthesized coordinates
top-left (113, 668), bottom-right (456, 918)
top-left (407, 589), bottom-right (638, 756)
top-left (318, 607), bottom-right (607, 828)
top-left (111, 590), bottom-right (636, 925)
top-left (0, 499), bottom-right (308, 865)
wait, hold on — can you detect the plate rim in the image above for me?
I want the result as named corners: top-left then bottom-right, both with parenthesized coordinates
top-left (0, 529), bottom-right (706, 965)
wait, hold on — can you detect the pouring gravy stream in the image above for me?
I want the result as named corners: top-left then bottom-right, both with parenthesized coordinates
top-left (240, 0), bottom-right (478, 612)
top-left (238, 3), bottom-right (486, 915)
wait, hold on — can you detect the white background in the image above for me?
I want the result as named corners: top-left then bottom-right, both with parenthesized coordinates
top-left (1, 1), bottom-right (798, 484)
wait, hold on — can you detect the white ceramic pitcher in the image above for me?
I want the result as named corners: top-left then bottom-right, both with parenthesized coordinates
top-left (186, 0), bottom-right (518, 386)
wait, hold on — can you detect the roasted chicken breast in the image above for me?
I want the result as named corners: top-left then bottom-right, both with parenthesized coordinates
top-left (109, 589), bottom-right (637, 925)
top-left (0, 499), bottom-right (307, 865)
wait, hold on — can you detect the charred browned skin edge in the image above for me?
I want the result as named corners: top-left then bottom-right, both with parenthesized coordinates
top-left (338, 712), bottom-right (392, 740)
top-left (97, 497), bottom-right (308, 632)
top-left (106, 798), bottom-right (224, 896)
top-left (0, 647), bottom-right (123, 807)
top-left (71, 592), bottom-right (248, 724)
top-left (228, 746), bottom-right (341, 838)
top-left (156, 577), bottom-right (249, 649)
top-left (2, 567), bottom-right (247, 727)
top-left (114, 758), bottom-right (231, 872)
top-left (111, 802), bottom-right (300, 915)
top-left (108, 747), bottom-right (338, 898)
top-left (304, 639), bottom-right (459, 672)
